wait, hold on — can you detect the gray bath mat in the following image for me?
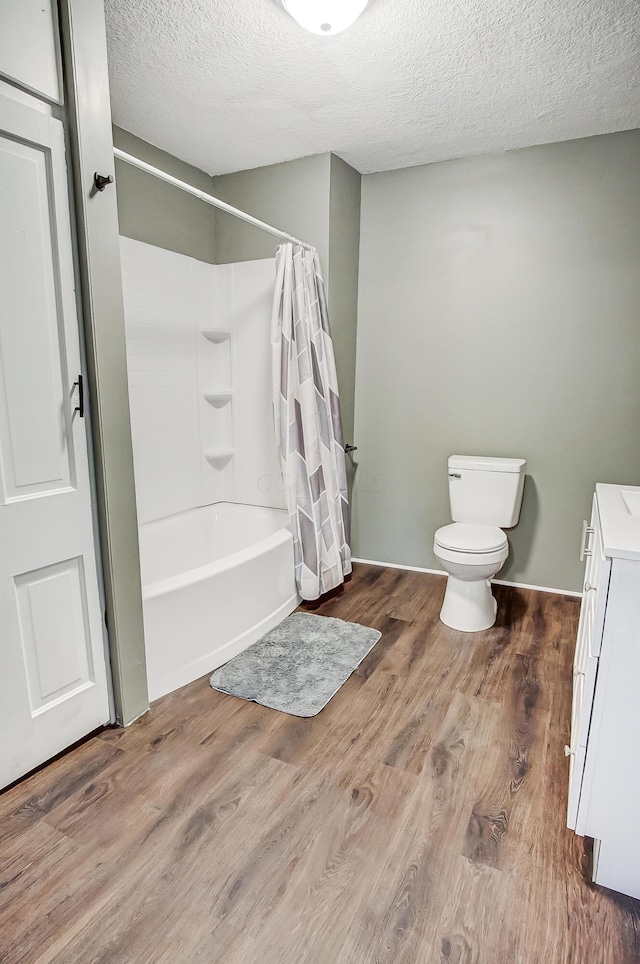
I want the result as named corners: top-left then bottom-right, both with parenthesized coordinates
top-left (209, 612), bottom-right (382, 717)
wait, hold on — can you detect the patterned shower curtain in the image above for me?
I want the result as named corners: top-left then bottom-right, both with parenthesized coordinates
top-left (271, 243), bottom-right (352, 601)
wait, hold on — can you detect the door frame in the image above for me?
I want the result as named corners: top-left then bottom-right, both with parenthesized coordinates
top-left (57, 0), bottom-right (149, 724)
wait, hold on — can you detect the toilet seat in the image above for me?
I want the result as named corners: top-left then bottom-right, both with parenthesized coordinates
top-left (434, 523), bottom-right (507, 554)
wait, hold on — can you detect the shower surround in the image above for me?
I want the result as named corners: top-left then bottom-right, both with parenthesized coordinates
top-left (120, 237), bottom-right (298, 700)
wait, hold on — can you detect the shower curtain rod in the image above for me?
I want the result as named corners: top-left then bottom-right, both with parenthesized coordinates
top-left (112, 148), bottom-right (314, 250)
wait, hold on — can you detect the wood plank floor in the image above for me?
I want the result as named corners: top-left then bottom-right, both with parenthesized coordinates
top-left (2, 564), bottom-right (640, 963)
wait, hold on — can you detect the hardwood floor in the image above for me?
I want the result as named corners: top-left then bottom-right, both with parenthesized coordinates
top-left (2, 564), bottom-right (640, 963)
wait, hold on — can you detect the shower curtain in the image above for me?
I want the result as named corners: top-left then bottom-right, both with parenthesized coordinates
top-left (271, 243), bottom-right (352, 601)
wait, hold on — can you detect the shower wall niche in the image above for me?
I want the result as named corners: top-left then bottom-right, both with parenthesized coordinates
top-left (200, 324), bottom-right (233, 503)
top-left (120, 237), bottom-right (284, 524)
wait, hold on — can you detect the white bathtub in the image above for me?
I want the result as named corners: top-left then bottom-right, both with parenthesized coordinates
top-left (138, 502), bottom-right (299, 701)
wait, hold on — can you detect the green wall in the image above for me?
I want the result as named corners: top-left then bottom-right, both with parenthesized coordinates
top-left (213, 153), bottom-right (361, 442)
top-left (353, 130), bottom-right (640, 592)
top-left (65, 5), bottom-right (149, 724)
top-left (212, 154), bottom-right (331, 271)
top-left (328, 155), bottom-right (361, 445)
top-left (113, 126), bottom-right (216, 263)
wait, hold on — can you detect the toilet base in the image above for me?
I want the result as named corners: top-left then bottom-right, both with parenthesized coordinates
top-left (439, 574), bottom-right (498, 633)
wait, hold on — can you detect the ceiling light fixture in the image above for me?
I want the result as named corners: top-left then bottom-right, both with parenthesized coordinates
top-left (282, 0), bottom-right (369, 36)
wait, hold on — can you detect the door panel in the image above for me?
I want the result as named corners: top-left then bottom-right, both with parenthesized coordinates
top-left (15, 557), bottom-right (95, 714)
top-left (0, 93), bottom-right (110, 788)
top-left (0, 132), bottom-right (75, 500)
top-left (0, 0), bottom-right (62, 104)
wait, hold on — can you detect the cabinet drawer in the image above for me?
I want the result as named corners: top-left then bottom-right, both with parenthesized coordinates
top-left (576, 656), bottom-right (598, 749)
top-left (574, 590), bottom-right (594, 677)
top-left (570, 669), bottom-right (585, 751)
top-left (579, 495), bottom-right (611, 660)
top-left (567, 656), bottom-right (600, 831)
top-left (567, 742), bottom-right (587, 831)
top-left (567, 653), bottom-right (599, 831)
top-left (588, 558), bottom-right (610, 660)
top-left (586, 494), bottom-right (605, 586)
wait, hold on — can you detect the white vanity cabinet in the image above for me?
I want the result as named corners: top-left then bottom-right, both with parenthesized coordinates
top-left (567, 483), bottom-right (640, 899)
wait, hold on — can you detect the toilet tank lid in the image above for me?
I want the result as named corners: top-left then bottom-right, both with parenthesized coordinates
top-left (449, 455), bottom-right (526, 474)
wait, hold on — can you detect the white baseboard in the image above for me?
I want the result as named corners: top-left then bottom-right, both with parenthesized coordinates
top-left (352, 557), bottom-right (446, 577)
top-left (492, 578), bottom-right (582, 598)
top-left (350, 557), bottom-right (582, 599)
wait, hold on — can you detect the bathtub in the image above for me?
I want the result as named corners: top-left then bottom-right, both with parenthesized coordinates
top-left (138, 502), bottom-right (299, 701)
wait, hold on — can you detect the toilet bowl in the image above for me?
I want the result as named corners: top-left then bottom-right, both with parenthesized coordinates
top-left (434, 522), bottom-right (509, 632)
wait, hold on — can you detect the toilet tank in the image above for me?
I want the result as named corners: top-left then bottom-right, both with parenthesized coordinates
top-left (448, 456), bottom-right (526, 528)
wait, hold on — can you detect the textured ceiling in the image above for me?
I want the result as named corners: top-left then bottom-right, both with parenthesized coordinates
top-left (104, 0), bottom-right (640, 175)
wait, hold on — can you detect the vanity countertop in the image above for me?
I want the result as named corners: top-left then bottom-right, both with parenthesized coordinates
top-left (596, 483), bottom-right (640, 561)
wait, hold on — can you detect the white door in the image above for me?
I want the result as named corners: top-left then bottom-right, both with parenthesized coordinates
top-left (0, 93), bottom-right (110, 788)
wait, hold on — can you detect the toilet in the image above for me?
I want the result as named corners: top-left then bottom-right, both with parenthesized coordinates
top-left (434, 455), bottom-right (526, 632)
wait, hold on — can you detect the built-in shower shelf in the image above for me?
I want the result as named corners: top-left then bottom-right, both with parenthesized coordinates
top-left (205, 449), bottom-right (234, 465)
top-left (203, 391), bottom-right (233, 407)
top-left (200, 328), bottom-right (231, 344)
